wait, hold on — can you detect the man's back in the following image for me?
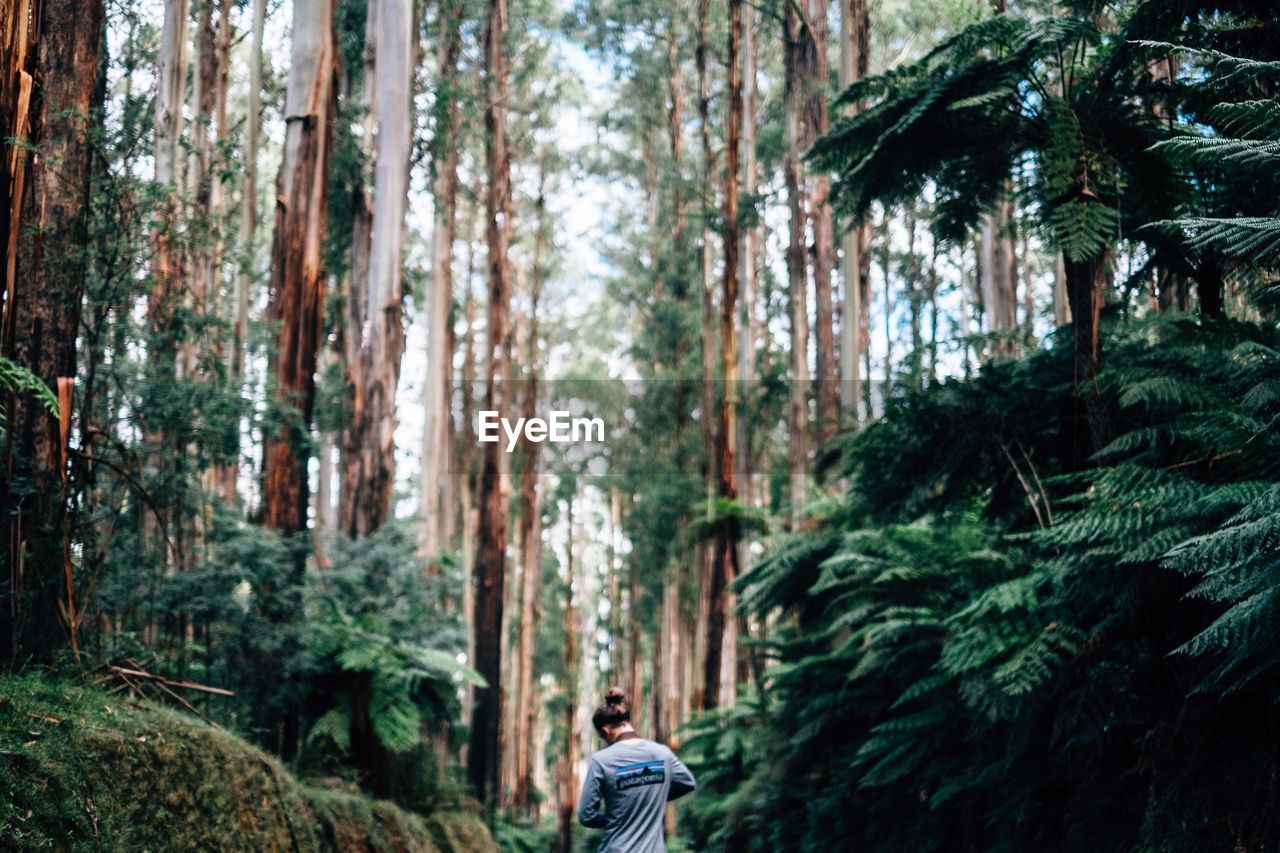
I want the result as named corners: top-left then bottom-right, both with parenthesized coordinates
top-left (578, 736), bottom-right (696, 853)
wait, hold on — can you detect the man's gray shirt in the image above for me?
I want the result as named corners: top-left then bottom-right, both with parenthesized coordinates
top-left (578, 735), bottom-right (696, 852)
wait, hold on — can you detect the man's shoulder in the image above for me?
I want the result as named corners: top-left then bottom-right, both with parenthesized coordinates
top-left (600, 738), bottom-right (671, 762)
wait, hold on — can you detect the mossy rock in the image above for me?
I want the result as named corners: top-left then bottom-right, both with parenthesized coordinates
top-left (0, 676), bottom-right (491, 852)
top-left (427, 812), bottom-right (498, 853)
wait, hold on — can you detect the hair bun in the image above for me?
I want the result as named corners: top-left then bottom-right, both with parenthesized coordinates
top-left (604, 687), bottom-right (626, 706)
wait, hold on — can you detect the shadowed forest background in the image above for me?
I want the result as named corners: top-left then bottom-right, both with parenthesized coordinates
top-left (2, 0), bottom-right (1280, 849)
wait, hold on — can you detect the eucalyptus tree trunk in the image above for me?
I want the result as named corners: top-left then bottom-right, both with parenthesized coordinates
top-left (1021, 224), bottom-right (1035, 335)
top-left (881, 216), bottom-right (893, 390)
top-left (194, 0), bottom-right (234, 503)
top-left (222, 0), bottom-right (265, 503)
top-left (458, 193), bottom-right (480, 723)
top-left (144, 0), bottom-right (189, 574)
top-left (929, 243), bottom-right (941, 383)
top-left (222, 0), bottom-right (264, 499)
top-left (151, 0), bottom-right (188, 332)
top-left (736, 0), bottom-right (757, 476)
top-left (839, 0), bottom-right (869, 419)
top-left (666, 4), bottom-right (687, 271)
top-left (906, 209), bottom-right (923, 384)
top-left (703, 0), bottom-right (742, 713)
top-left (469, 0), bottom-right (513, 808)
top-left (261, 0), bottom-right (336, 539)
top-left (554, 497), bottom-right (579, 853)
top-left (513, 172), bottom-right (548, 814)
top-left (0, 0), bottom-right (104, 665)
top-left (341, 0), bottom-right (412, 538)
top-left (340, 4), bottom-right (375, 531)
top-left (1053, 255), bottom-right (1071, 326)
top-left (734, 4), bottom-right (757, 667)
top-left (420, 0), bottom-right (464, 564)
top-left (231, 0), bottom-right (264, 385)
top-left (804, 0), bottom-right (838, 446)
top-left (189, 0), bottom-right (230, 369)
top-left (655, 0), bottom-right (686, 746)
top-left (783, 0), bottom-right (810, 529)
top-left (693, 0), bottom-right (716, 710)
top-left (979, 195), bottom-right (1017, 358)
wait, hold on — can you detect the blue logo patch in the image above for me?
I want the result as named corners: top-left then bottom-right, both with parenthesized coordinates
top-left (615, 760), bottom-right (665, 791)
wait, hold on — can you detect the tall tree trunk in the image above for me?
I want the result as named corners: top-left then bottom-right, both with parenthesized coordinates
top-left (342, 0), bottom-right (412, 537)
top-left (881, 216), bottom-right (893, 390)
top-left (803, 0), bottom-right (837, 446)
top-left (1053, 255), bottom-right (1071, 326)
top-left (554, 497), bottom-right (579, 853)
top-left (458, 190), bottom-right (480, 731)
top-left (734, 2), bottom-right (757, 670)
top-left (513, 169), bottom-right (548, 815)
top-left (736, 0), bottom-right (757, 473)
top-left (666, 3), bottom-right (687, 280)
top-left (261, 0), bottom-right (336, 539)
top-left (1021, 216), bottom-right (1035, 335)
top-left (839, 0), bottom-right (869, 420)
top-left (658, 0), bottom-right (686, 746)
top-left (783, 1), bottom-right (810, 528)
top-left (704, 0), bottom-right (742, 713)
top-left (144, 0), bottom-right (189, 579)
top-left (0, 0), bottom-right (104, 665)
top-left (189, 0), bottom-right (230, 372)
top-left (929, 241), bottom-right (940, 383)
top-left (906, 208), bottom-right (923, 384)
top-left (979, 193), bottom-right (1017, 358)
top-left (151, 0), bottom-right (188, 337)
top-left (222, 0), bottom-right (265, 504)
top-left (469, 0), bottom-right (513, 808)
top-left (420, 0), bottom-right (463, 565)
top-left (339, 9), bottom-right (375, 527)
top-left (693, 0), bottom-right (715, 710)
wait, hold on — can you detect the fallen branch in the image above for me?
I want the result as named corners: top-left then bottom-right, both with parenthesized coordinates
top-left (104, 665), bottom-right (234, 697)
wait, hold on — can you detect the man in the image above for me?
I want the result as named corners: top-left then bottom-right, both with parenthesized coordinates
top-left (578, 687), bottom-right (697, 852)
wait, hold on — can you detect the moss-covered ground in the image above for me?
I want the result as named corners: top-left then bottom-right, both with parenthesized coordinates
top-left (0, 675), bottom-right (495, 852)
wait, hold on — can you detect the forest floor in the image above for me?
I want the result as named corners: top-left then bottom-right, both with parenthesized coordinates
top-left (0, 675), bottom-right (494, 851)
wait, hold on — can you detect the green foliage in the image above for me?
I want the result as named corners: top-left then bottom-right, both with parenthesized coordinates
top-left (813, 5), bottom-right (1177, 268)
top-left (303, 523), bottom-right (477, 760)
top-left (688, 307), bottom-right (1280, 850)
top-left (0, 358), bottom-right (58, 423)
top-left (1145, 47), bottom-right (1280, 279)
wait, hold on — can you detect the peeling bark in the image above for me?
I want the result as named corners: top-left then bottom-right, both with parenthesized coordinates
top-left (341, 0), bottom-right (413, 538)
top-left (261, 0), bottom-right (336, 540)
top-left (1, 0), bottom-right (104, 664)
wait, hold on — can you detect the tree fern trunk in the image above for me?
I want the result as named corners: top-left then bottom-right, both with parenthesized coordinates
top-left (1062, 254), bottom-right (1111, 463)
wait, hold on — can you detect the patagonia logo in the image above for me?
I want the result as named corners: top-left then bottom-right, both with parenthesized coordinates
top-left (616, 761), bottom-right (665, 790)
